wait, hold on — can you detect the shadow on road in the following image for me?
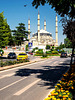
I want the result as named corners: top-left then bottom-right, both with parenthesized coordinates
top-left (15, 59), bottom-right (70, 89)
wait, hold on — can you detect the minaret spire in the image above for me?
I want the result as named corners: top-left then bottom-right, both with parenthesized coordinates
top-left (28, 18), bottom-right (30, 40)
top-left (44, 19), bottom-right (46, 31)
top-left (55, 14), bottom-right (58, 46)
top-left (37, 8), bottom-right (40, 42)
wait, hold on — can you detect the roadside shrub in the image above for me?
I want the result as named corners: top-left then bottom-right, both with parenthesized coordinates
top-left (36, 49), bottom-right (43, 54)
top-left (0, 49), bottom-right (4, 56)
top-left (42, 53), bottom-right (47, 57)
top-left (0, 62), bottom-right (4, 67)
top-left (7, 61), bottom-right (14, 65)
top-left (0, 59), bottom-right (29, 67)
top-left (59, 50), bottom-right (65, 53)
top-left (46, 51), bottom-right (52, 54)
top-left (13, 60), bottom-right (17, 64)
top-left (52, 51), bottom-right (58, 54)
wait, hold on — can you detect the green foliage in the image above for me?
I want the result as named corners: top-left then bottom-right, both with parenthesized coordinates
top-left (64, 38), bottom-right (72, 48)
top-left (0, 59), bottom-right (29, 67)
top-left (52, 51), bottom-right (58, 54)
top-left (12, 23), bottom-right (29, 46)
top-left (42, 53), bottom-right (47, 57)
top-left (46, 51), bottom-right (52, 54)
top-left (55, 43), bottom-right (65, 51)
top-left (0, 49), bottom-right (4, 55)
top-left (58, 50), bottom-right (65, 53)
top-left (34, 54), bottom-right (43, 56)
top-left (36, 49), bottom-right (43, 54)
top-left (0, 12), bottom-right (12, 48)
top-left (26, 44), bottom-right (28, 51)
top-left (46, 45), bottom-right (50, 49)
top-left (32, 47), bottom-right (38, 53)
top-left (32, 0), bottom-right (75, 19)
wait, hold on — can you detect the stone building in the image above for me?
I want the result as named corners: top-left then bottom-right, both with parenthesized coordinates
top-left (27, 11), bottom-right (58, 49)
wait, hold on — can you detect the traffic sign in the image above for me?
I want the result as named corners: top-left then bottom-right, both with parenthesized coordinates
top-left (28, 42), bottom-right (32, 47)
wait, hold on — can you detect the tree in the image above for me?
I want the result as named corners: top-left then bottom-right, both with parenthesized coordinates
top-left (64, 38), bottom-right (72, 48)
top-left (12, 23), bottom-right (29, 46)
top-left (26, 44), bottom-right (28, 51)
top-left (63, 20), bottom-right (75, 64)
top-left (46, 45), bottom-right (50, 49)
top-left (0, 12), bottom-right (12, 48)
top-left (32, 0), bottom-right (75, 65)
top-left (32, 0), bottom-right (75, 19)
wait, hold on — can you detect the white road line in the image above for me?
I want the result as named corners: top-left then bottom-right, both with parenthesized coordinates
top-left (0, 77), bottom-right (27, 91)
top-left (0, 73), bottom-right (15, 79)
top-left (59, 62), bottom-right (63, 63)
top-left (54, 61), bottom-right (58, 64)
top-left (14, 79), bottom-right (41, 96)
top-left (44, 88), bottom-right (55, 100)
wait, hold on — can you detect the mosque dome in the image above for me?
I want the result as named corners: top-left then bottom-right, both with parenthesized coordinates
top-left (33, 29), bottom-right (52, 37)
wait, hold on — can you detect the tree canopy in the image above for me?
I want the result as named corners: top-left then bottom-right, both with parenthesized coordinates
top-left (32, 0), bottom-right (75, 19)
top-left (0, 12), bottom-right (12, 48)
top-left (12, 23), bottom-right (29, 46)
top-left (64, 38), bottom-right (72, 48)
top-left (63, 20), bottom-right (75, 46)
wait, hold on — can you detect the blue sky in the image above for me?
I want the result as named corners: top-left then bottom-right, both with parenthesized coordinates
top-left (0, 0), bottom-right (66, 45)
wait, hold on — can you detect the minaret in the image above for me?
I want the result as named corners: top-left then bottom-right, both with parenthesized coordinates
top-left (28, 18), bottom-right (30, 40)
top-left (37, 9), bottom-right (40, 42)
top-left (44, 19), bottom-right (46, 31)
top-left (55, 14), bottom-right (58, 46)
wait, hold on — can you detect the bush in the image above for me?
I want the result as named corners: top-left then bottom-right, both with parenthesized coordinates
top-left (58, 50), bottom-right (65, 53)
top-left (7, 61), bottom-right (14, 65)
top-left (36, 49), bottom-right (43, 54)
top-left (0, 59), bottom-right (29, 67)
top-left (42, 53), bottom-right (47, 57)
top-left (52, 51), bottom-right (58, 54)
top-left (0, 49), bottom-right (4, 56)
top-left (46, 51), bottom-right (52, 54)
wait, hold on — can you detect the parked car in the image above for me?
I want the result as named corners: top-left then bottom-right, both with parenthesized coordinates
top-left (8, 52), bottom-right (16, 59)
top-left (17, 53), bottom-right (28, 60)
top-left (60, 52), bottom-right (67, 58)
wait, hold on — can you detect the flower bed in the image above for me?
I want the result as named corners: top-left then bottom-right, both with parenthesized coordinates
top-left (44, 64), bottom-right (75, 100)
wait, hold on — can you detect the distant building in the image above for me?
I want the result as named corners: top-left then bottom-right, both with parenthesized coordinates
top-left (28, 10), bottom-right (58, 49)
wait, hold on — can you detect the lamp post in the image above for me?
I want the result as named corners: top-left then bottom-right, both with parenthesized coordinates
top-left (23, 38), bottom-right (26, 53)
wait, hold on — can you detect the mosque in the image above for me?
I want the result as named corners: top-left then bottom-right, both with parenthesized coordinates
top-left (27, 11), bottom-right (58, 49)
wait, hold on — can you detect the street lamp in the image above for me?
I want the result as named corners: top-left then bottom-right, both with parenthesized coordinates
top-left (23, 38), bottom-right (26, 53)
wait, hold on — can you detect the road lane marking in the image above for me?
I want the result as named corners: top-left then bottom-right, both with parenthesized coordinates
top-left (59, 62), bottom-right (63, 63)
top-left (14, 79), bottom-right (41, 96)
top-left (44, 88), bottom-right (55, 100)
top-left (0, 73), bottom-right (15, 79)
top-left (54, 61), bottom-right (58, 64)
top-left (0, 77), bottom-right (27, 91)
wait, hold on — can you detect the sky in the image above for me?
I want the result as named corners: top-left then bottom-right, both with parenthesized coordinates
top-left (0, 0), bottom-right (66, 45)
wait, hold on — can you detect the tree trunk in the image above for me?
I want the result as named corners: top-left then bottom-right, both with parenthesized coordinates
top-left (70, 45), bottom-right (74, 65)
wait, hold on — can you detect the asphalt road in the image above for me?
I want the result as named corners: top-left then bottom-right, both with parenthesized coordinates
top-left (0, 56), bottom-right (71, 100)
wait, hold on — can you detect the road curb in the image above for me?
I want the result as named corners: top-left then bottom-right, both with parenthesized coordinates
top-left (0, 57), bottom-right (52, 71)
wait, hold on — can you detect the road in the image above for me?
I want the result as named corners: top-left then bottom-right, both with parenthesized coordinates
top-left (0, 56), bottom-right (71, 100)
